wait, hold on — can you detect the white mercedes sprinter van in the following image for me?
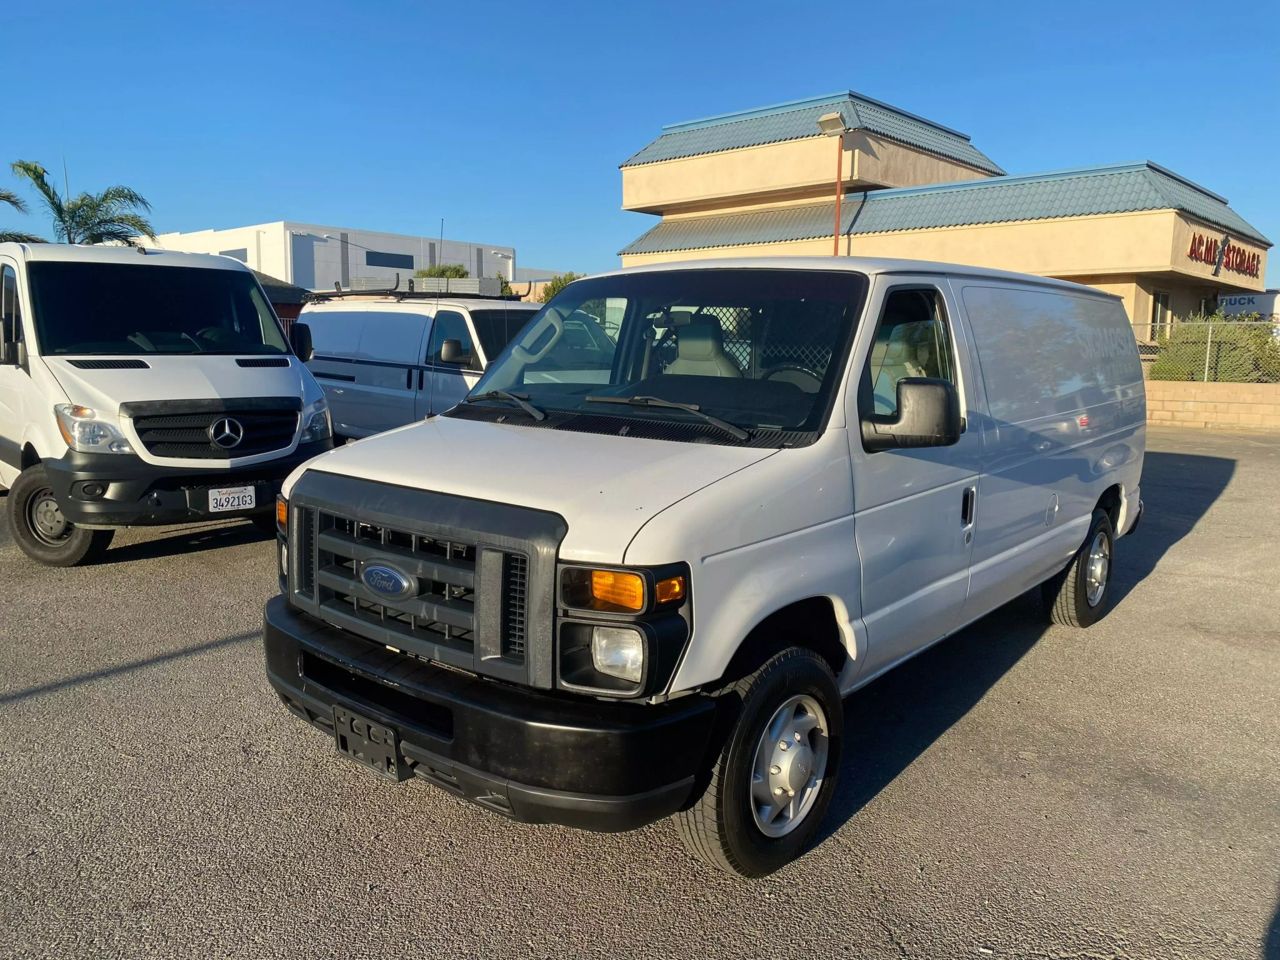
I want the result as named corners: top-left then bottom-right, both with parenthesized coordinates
top-left (263, 258), bottom-right (1145, 876)
top-left (0, 243), bottom-right (333, 566)
top-left (301, 294), bottom-right (539, 439)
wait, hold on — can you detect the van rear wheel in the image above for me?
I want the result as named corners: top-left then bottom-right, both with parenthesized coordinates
top-left (7, 464), bottom-right (114, 567)
top-left (1043, 509), bottom-right (1114, 628)
top-left (675, 648), bottom-right (842, 877)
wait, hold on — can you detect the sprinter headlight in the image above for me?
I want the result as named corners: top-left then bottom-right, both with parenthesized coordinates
top-left (301, 397), bottom-right (331, 443)
top-left (54, 404), bottom-right (134, 454)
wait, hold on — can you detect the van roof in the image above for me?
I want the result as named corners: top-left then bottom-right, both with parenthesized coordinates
top-left (593, 256), bottom-right (1122, 300)
top-left (0, 241), bottom-right (252, 271)
top-left (302, 296), bottom-right (541, 313)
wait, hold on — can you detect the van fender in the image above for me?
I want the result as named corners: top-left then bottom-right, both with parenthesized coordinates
top-left (665, 514), bottom-right (865, 694)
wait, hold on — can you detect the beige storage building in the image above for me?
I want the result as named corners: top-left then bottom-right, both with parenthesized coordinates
top-left (619, 92), bottom-right (1270, 341)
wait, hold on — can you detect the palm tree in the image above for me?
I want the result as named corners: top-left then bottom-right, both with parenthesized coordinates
top-left (0, 187), bottom-right (43, 243)
top-left (11, 161), bottom-right (156, 246)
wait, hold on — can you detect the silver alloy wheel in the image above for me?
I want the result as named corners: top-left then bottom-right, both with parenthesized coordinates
top-left (1085, 530), bottom-right (1111, 607)
top-left (750, 694), bottom-right (830, 838)
top-left (28, 487), bottom-right (72, 545)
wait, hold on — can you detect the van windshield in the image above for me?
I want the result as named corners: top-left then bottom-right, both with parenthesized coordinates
top-left (27, 261), bottom-right (290, 356)
top-left (459, 269), bottom-right (867, 445)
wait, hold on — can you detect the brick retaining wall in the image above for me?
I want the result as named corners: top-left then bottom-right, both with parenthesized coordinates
top-left (1145, 380), bottom-right (1280, 430)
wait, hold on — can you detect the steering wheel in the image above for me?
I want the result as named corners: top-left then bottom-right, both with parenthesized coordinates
top-left (761, 363), bottom-right (823, 392)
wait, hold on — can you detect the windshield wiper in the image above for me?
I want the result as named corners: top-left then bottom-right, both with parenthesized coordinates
top-left (462, 390), bottom-right (546, 421)
top-left (584, 395), bottom-right (750, 441)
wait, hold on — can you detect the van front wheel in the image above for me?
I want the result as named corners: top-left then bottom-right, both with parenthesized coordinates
top-left (7, 464), bottom-right (114, 567)
top-left (675, 648), bottom-right (842, 877)
top-left (1043, 509), bottom-right (1114, 627)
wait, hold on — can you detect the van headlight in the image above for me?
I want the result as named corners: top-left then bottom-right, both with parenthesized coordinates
top-left (54, 405), bottom-right (134, 454)
top-left (557, 563), bottom-right (691, 697)
top-left (300, 397), bottom-right (331, 443)
top-left (591, 626), bottom-right (645, 683)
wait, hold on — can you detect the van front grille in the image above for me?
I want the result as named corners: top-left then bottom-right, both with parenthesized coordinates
top-left (298, 507), bottom-right (529, 667)
top-left (125, 398), bottom-right (300, 459)
top-left (283, 471), bottom-right (565, 688)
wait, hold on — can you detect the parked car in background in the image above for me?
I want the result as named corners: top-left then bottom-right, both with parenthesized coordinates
top-left (0, 243), bottom-right (331, 566)
top-left (300, 294), bottom-right (541, 438)
top-left (265, 257), bottom-right (1144, 876)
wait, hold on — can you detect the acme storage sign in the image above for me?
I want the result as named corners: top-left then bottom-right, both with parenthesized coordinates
top-left (1187, 233), bottom-right (1262, 278)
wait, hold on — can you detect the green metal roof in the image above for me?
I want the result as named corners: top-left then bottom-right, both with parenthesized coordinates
top-left (619, 162), bottom-right (1272, 256)
top-left (621, 91), bottom-right (1005, 176)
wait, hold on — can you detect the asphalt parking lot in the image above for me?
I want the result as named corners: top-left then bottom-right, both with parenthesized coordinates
top-left (1, 425), bottom-right (1277, 960)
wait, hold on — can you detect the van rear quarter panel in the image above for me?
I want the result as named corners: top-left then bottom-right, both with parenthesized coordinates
top-left (954, 280), bottom-right (1145, 614)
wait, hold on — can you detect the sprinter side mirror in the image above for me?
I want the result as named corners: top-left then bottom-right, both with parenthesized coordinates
top-left (290, 322), bottom-right (314, 362)
top-left (439, 338), bottom-right (469, 365)
top-left (861, 378), bottom-right (961, 452)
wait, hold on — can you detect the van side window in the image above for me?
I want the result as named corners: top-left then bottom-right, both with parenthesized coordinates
top-left (428, 311), bottom-right (475, 367)
top-left (1, 265), bottom-right (22, 344)
top-left (864, 288), bottom-right (955, 416)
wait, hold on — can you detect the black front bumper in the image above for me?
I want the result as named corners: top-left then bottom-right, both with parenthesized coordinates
top-left (263, 595), bottom-right (720, 832)
top-left (43, 440), bottom-right (332, 527)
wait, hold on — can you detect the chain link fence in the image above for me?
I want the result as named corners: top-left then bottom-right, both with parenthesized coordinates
top-left (1144, 321), bottom-right (1280, 383)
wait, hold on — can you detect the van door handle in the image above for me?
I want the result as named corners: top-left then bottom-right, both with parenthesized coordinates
top-left (961, 486), bottom-right (976, 527)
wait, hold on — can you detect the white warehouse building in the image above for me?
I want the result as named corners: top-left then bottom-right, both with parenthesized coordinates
top-left (145, 221), bottom-right (519, 292)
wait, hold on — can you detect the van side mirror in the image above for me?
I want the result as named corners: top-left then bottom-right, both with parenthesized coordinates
top-left (861, 378), bottom-right (961, 452)
top-left (439, 338), bottom-right (469, 365)
top-left (290, 322), bottom-right (314, 362)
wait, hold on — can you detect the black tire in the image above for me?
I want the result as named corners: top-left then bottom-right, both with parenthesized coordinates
top-left (1043, 509), bottom-right (1114, 628)
top-left (6, 464), bottom-right (114, 567)
top-left (248, 513), bottom-right (279, 537)
top-left (675, 648), bottom-right (843, 877)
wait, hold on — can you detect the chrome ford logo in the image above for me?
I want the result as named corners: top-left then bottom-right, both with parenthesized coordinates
top-left (361, 563), bottom-right (415, 600)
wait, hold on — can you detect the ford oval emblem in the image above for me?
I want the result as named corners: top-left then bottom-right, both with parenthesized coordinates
top-left (361, 563), bottom-right (415, 600)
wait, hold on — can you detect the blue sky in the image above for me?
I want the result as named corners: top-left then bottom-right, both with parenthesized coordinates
top-left (6, 1), bottom-right (1278, 282)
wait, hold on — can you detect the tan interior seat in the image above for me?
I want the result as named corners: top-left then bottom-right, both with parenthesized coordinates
top-left (666, 318), bottom-right (742, 378)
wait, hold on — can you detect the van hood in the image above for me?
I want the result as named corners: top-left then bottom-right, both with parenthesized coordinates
top-left (42, 356), bottom-right (316, 415)
top-left (298, 414), bottom-right (778, 563)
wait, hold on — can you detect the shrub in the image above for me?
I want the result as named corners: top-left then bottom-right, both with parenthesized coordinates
top-left (1148, 311), bottom-right (1280, 383)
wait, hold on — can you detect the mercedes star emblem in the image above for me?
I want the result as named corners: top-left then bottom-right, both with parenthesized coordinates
top-left (208, 417), bottom-right (245, 449)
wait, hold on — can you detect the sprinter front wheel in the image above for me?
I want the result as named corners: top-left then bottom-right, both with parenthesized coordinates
top-left (675, 647), bottom-right (842, 877)
top-left (7, 464), bottom-right (114, 566)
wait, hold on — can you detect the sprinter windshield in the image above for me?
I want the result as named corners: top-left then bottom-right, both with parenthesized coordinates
top-left (28, 261), bottom-right (290, 356)
top-left (460, 269), bottom-right (867, 446)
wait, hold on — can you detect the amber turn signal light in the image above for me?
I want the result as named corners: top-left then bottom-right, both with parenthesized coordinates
top-left (590, 570), bottom-right (645, 612)
top-left (655, 575), bottom-right (686, 605)
top-left (275, 495), bottom-right (288, 533)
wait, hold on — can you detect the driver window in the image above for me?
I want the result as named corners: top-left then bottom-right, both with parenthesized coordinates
top-left (864, 288), bottom-right (955, 416)
top-left (2, 265), bottom-right (21, 344)
top-left (428, 311), bottom-right (476, 368)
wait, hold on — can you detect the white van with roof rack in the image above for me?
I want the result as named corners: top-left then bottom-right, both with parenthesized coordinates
top-left (0, 242), bottom-right (332, 566)
top-left (300, 291), bottom-right (540, 438)
top-left (264, 257), bottom-right (1145, 876)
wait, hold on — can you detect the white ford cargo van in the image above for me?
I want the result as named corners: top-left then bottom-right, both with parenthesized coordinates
top-left (263, 258), bottom-right (1145, 876)
top-left (0, 243), bottom-right (332, 566)
top-left (301, 294), bottom-right (540, 438)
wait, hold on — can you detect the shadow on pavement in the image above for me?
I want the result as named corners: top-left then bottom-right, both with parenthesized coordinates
top-left (96, 519), bottom-right (273, 565)
top-left (1109, 449), bottom-right (1236, 605)
top-left (0, 631), bottom-right (258, 706)
top-left (1265, 895), bottom-right (1279, 959)
top-left (812, 447), bottom-right (1236, 852)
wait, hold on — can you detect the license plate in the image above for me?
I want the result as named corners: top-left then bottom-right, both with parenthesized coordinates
top-left (208, 485), bottom-right (256, 512)
top-left (333, 706), bottom-right (409, 781)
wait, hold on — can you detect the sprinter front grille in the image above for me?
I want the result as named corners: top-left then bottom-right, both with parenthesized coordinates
top-left (284, 472), bottom-right (565, 688)
top-left (121, 397), bottom-right (301, 459)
